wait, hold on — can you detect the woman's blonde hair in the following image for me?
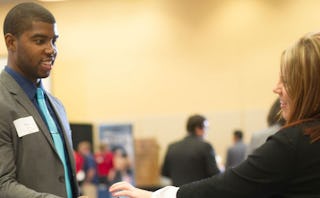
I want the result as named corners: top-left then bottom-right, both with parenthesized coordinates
top-left (281, 32), bottom-right (320, 142)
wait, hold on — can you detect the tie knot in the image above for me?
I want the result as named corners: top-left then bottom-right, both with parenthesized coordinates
top-left (36, 88), bottom-right (45, 100)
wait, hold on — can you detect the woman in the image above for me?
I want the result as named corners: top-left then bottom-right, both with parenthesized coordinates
top-left (109, 32), bottom-right (320, 197)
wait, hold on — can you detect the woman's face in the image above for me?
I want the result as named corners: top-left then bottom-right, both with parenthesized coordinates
top-left (273, 77), bottom-right (291, 121)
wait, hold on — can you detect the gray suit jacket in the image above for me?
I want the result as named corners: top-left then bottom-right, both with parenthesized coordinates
top-left (0, 70), bottom-right (79, 198)
top-left (225, 141), bottom-right (247, 169)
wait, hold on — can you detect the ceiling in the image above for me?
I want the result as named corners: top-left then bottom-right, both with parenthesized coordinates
top-left (0, 0), bottom-right (68, 3)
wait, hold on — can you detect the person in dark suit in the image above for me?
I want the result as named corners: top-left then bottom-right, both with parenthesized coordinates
top-left (161, 114), bottom-right (220, 186)
top-left (0, 3), bottom-right (79, 198)
top-left (109, 31), bottom-right (320, 198)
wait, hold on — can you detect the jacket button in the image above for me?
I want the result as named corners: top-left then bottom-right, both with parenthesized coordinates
top-left (59, 176), bottom-right (65, 183)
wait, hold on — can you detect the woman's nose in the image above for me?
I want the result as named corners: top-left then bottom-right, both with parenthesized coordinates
top-left (273, 82), bottom-right (282, 94)
top-left (273, 87), bottom-right (278, 94)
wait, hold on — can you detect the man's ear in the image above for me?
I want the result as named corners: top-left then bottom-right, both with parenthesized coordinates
top-left (4, 33), bottom-right (17, 52)
top-left (195, 127), bottom-right (204, 137)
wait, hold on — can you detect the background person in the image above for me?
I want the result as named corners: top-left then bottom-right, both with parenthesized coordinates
top-left (77, 141), bottom-right (98, 197)
top-left (161, 114), bottom-right (220, 186)
top-left (94, 143), bottom-right (114, 186)
top-left (246, 98), bottom-right (286, 156)
top-left (225, 130), bottom-right (247, 169)
top-left (108, 146), bottom-right (134, 185)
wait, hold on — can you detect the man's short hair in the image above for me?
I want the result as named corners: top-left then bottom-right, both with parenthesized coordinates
top-left (3, 2), bottom-right (55, 37)
top-left (233, 130), bottom-right (243, 140)
top-left (186, 114), bottom-right (207, 134)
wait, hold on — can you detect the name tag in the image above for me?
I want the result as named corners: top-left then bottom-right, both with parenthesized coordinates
top-left (13, 116), bottom-right (40, 137)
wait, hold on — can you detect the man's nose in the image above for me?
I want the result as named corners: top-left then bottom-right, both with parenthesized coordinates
top-left (45, 42), bottom-right (57, 57)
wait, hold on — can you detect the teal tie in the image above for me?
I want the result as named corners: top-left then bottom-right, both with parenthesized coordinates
top-left (36, 88), bottom-right (72, 198)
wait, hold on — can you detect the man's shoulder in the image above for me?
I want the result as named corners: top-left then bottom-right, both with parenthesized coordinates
top-left (168, 138), bottom-right (185, 148)
top-left (191, 139), bottom-right (213, 151)
top-left (228, 143), bottom-right (245, 152)
top-left (168, 136), bottom-right (213, 149)
top-left (0, 78), bottom-right (19, 110)
top-left (46, 91), bottom-right (65, 109)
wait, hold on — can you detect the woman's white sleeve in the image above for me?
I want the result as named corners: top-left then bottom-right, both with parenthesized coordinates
top-left (151, 186), bottom-right (179, 198)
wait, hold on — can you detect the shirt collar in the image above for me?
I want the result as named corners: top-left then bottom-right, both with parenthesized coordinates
top-left (5, 66), bottom-right (43, 100)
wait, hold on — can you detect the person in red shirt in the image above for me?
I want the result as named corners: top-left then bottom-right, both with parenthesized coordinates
top-left (95, 143), bottom-right (114, 185)
top-left (74, 150), bottom-right (84, 174)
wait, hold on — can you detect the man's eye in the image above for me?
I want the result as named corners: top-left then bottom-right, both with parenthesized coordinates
top-left (34, 39), bottom-right (45, 45)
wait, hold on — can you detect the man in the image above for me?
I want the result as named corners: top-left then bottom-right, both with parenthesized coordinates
top-left (77, 141), bottom-right (98, 198)
top-left (225, 130), bottom-right (247, 169)
top-left (94, 143), bottom-right (114, 185)
top-left (0, 3), bottom-right (79, 198)
top-left (246, 98), bottom-right (285, 156)
top-left (161, 114), bottom-right (220, 186)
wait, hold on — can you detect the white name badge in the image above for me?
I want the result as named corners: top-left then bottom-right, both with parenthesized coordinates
top-left (13, 116), bottom-right (40, 137)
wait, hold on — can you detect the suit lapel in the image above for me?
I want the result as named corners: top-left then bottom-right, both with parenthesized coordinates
top-left (46, 93), bottom-right (75, 167)
top-left (0, 71), bottom-right (56, 150)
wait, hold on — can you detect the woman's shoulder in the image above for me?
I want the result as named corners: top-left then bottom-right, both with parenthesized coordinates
top-left (271, 120), bottom-right (320, 146)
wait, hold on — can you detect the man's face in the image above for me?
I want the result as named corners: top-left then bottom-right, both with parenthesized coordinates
top-left (12, 21), bottom-right (58, 83)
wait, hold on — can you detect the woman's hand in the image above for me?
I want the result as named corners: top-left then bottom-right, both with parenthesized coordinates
top-left (109, 181), bottom-right (152, 198)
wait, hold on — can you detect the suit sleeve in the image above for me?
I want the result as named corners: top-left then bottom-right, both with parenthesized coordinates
top-left (203, 143), bottom-right (220, 177)
top-left (225, 148), bottom-right (232, 169)
top-left (177, 131), bottom-right (295, 198)
top-left (161, 146), bottom-right (171, 178)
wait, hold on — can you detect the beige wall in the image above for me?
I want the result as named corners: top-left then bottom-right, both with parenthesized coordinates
top-left (1, 0), bottom-right (320, 169)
